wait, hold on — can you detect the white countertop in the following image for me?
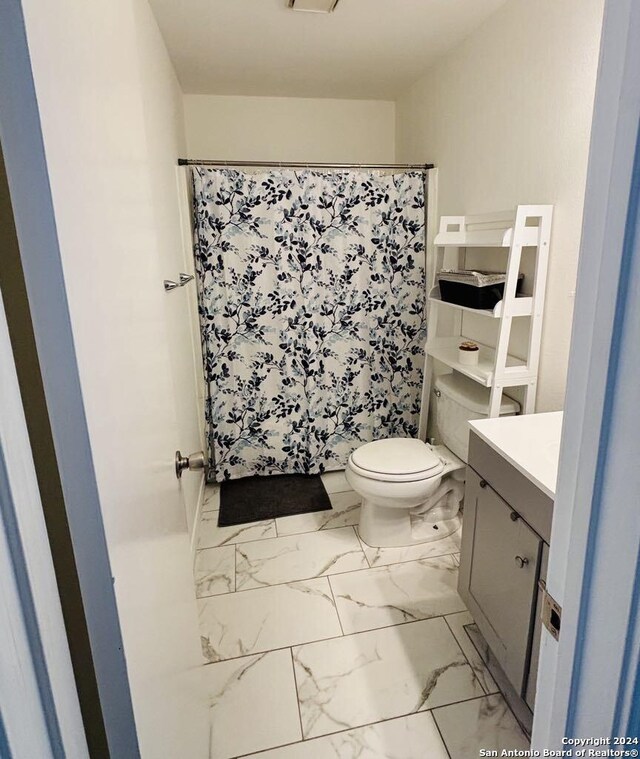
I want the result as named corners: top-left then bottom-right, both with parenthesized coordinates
top-left (469, 411), bottom-right (563, 499)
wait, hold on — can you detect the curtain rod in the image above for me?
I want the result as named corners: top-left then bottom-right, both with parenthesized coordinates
top-left (178, 158), bottom-right (434, 171)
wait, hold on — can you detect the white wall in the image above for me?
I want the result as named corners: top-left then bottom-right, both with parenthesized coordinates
top-left (19, 0), bottom-right (208, 754)
top-left (184, 94), bottom-right (396, 163)
top-left (396, 0), bottom-right (604, 411)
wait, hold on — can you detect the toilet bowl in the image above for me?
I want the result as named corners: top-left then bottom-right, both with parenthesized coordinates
top-left (347, 371), bottom-right (520, 548)
top-left (346, 438), bottom-right (465, 548)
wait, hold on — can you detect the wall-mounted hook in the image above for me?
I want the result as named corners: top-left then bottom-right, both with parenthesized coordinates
top-left (165, 274), bottom-right (195, 292)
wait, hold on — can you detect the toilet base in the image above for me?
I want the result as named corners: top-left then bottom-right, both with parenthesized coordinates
top-left (358, 499), bottom-right (461, 548)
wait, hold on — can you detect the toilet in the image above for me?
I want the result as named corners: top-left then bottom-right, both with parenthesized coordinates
top-left (346, 372), bottom-right (520, 548)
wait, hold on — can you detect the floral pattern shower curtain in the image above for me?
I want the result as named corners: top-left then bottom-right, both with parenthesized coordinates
top-left (191, 167), bottom-right (427, 481)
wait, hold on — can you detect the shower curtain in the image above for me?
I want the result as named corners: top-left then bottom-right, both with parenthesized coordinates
top-left (191, 167), bottom-right (427, 481)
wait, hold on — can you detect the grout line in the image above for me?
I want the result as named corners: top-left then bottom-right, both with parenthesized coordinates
top-left (272, 508), bottom-right (362, 537)
top-left (197, 488), bottom-right (361, 545)
top-left (275, 522), bottom-right (361, 540)
top-left (351, 524), bottom-right (367, 565)
top-left (232, 693), bottom-right (493, 759)
top-left (288, 647), bottom-right (305, 743)
top-left (428, 687), bottom-right (534, 743)
top-left (197, 513), bottom-right (460, 560)
top-left (196, 521), bottom-right (278, 551)
top-left (195, 550), bottom-right (461, 600)
top-left (200, 609), bottom-right (469, 667)
top-left (322, 483), bottom-right (353, 495)
top-left (192, 545), bottom-right (237, 599)
top-left (360, 548), bottom-right (461, 570)
top-left (196, 515), bottom-right (358, 550)
top-left (233, 546), bottom-right (237, 592)
top-left (430, 710), bottom-right (453, 759)
top-left (326, 576), bottom-right (345, 636)
top-left (198, 490), bottom-right (460, 548)
top-left (356, 528), bottom-right (462, 568)
top-left (349, 524), bottom-right (369, 567)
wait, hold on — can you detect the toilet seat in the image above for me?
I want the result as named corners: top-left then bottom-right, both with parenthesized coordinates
top-left (349, 438), bottom-right (444, 483)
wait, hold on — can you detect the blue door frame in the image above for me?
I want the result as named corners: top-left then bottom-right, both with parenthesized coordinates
top-left (0, 0), bottom-right (139, 755)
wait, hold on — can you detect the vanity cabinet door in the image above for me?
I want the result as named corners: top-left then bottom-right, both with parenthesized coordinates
top-left (464, 469), bottom-right (542, 694)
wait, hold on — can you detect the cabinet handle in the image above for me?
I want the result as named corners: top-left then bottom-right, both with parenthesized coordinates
top-left (515, 556), bottom-right (529, 569)
top-left (479, 480), bottom-right (487, 489)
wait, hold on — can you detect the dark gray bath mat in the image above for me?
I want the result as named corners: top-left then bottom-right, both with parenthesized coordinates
top-left (218, 473), bottom-right (332, 527)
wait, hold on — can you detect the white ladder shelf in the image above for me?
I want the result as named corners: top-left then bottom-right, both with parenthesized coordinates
top-left (420, 205), bottom-right (553, 438)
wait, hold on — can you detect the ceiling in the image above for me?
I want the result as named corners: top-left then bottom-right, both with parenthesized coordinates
top-left (148, 0), bottom-right (509, 100)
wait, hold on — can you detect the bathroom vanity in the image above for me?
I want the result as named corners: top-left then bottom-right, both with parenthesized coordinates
top-left (458, 411), bottom-right (562, 725)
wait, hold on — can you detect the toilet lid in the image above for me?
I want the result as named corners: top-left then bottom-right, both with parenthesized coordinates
top-left (350, 438), bottom-right (443, 478)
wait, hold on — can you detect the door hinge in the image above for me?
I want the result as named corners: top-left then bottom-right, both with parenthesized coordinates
top-left (538, 579), bottom-right (561, 641)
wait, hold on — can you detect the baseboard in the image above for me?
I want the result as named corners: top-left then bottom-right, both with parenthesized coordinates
top-left (190, 472), bottom-right (206, 567)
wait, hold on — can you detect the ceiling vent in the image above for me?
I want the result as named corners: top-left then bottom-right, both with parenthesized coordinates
top-left (288, 0), bottom-right (341, 13)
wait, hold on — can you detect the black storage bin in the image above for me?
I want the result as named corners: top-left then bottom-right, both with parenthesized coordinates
top-left (437, 270), bottom-right (524, 310)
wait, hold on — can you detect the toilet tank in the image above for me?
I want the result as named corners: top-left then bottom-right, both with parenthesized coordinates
top-left (434, 372), bottom-right (520, 461)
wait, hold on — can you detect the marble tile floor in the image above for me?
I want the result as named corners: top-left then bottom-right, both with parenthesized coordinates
top-left (195, 474), bottom-right (528, 758)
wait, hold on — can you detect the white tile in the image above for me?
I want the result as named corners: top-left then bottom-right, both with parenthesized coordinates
top-left (235, 527), bottom-right (367, 590)
top-left (445, 611), bottom-right (498, 694)
top-left (199, 578), bottom-right (342, 662)
top-left (197, 510), bottom-right (276, 549)
top-left (293, 617), bottom-right (484, 739)
top-left (276, 491), bottom-right (361, 536)
top-left (433, 694), bottom-right (529, 759)
top-left (202, 483), bottom-right (220, 512)
top-left (194, 546), bottom-right (235, 598)
top-left (357, 527), bottom-right (461, 567)
top-left (241, 711), bottom-right (449, 759)
top-left (203, 649), bottom-right (301, 759)
top-left (330, 555), bottom-right (465, 634)
top-left (320, 470), bottom-right (351, 494)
